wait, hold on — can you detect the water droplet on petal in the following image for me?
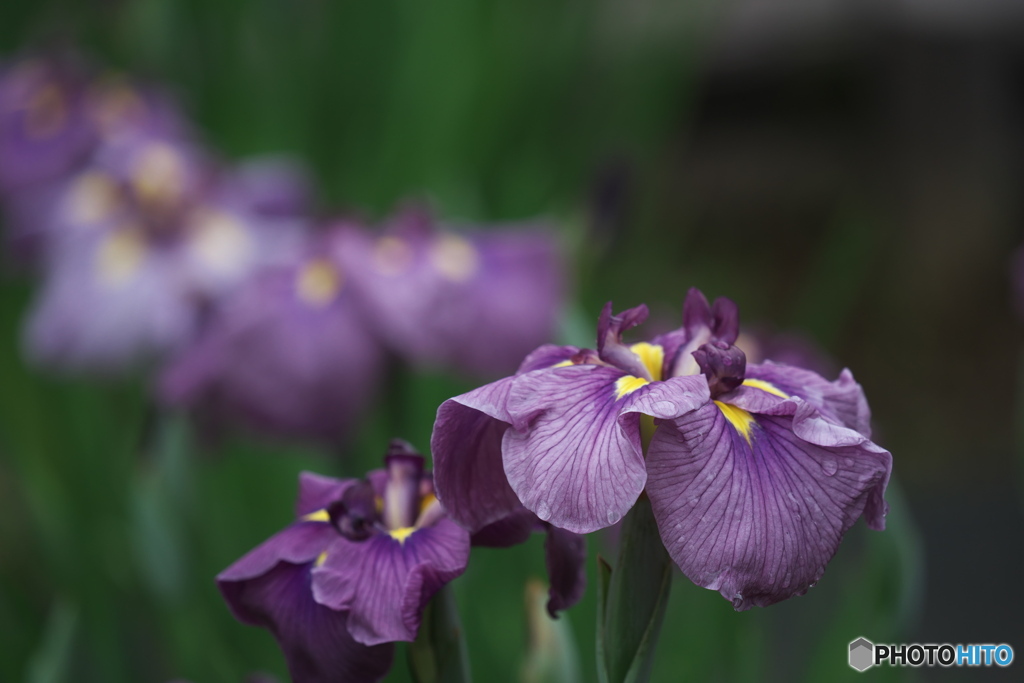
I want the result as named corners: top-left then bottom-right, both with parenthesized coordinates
top-left (782, 572), bottom-right (792, 588)
top-left (653, 400), bottom-right (677, 416)
top-left (844, 458), bottom-right (854, 467)
top-left (607, 509), bottom-right (621, 525)
top-left (821, 457), bottom-right (838, 476)
top-left (689, 495), bottom-right (701, 507)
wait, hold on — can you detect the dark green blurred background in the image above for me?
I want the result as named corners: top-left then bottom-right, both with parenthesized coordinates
top-left (2, 0), bottom-right (1022, 681)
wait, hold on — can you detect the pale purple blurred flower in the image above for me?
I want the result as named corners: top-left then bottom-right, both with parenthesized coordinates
top-left (335, 204), bottom-right (566, 378)
top-left (158, 225), bottom-right (381, 444)
top-left (22, 131), bottom-right (309, 374)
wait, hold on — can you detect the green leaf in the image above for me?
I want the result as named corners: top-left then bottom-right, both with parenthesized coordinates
top-left (595, 557), bottom-right (612, 683)
top-left (24, 600), bottom-right (78, 683)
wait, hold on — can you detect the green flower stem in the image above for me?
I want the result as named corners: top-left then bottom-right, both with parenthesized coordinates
top-left (598, 495), bottom-right (673, 683)
top-left (408, 584), bottom-right (473, 683)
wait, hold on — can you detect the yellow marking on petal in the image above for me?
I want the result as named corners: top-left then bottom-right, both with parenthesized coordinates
top-left (389, 526), bottom-right (415, 544)
top-left (373, 236), bottom-right (414, 276)
top-left (131, 142), bottom-right (185, 209)
top-left (95, 227), bottom-right (145, 286)
top-left (189, 209), bottom-right (252, 275)
top-left (301, 509), bottom-right (330, 522)
top-left (551, 359), bottom-right (573, 368)
top-left (25, 84), bottom-right (67, 139)
top-left (69, 171), bottom-right (120, 224)
top-left (315, 551), bottom-right (328, 567)
top-left (714, 400), bottom-right (756, 445)
top-left (616, 375), bottom-right (649, 399)
top-left (430, 233), bottom-right (479, 282)
top-left (742, 378), bottom-right (789, 399)
top-left (419, 493), bottom-right (437, 515)
top-left (375, 496), bottom-right (384, 514)
top-left (629, 342), bottom-right (664, 382)
top-left (296, 258), bottom-right (343, 307)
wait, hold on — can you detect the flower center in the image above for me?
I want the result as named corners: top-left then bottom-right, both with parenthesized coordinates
top-left (296, 258), bottom-right (342, 307)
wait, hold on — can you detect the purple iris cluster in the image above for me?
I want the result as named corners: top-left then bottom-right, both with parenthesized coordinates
top-left (2, 48), bottom-right (894, 683)
top-left (0, 51), bottom-right (566, 445)
top-left (433, 289), bottom-right (891, 610)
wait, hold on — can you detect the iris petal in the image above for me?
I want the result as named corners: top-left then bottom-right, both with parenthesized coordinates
top-left (741, 363), bottom-right (872, 437)
top-left (645, 399), bottom-right (890, 610)
top-left (311, 518), bottom-right (470, 645)
top-left (431, 376), bottom-right (524, 533)
top-left (219, 561), bottom-right (394, 683)
top-left (503, 364), bottom-right (646, 534)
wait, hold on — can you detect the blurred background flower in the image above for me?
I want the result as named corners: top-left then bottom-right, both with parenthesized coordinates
top-left (0, 0), bottom-right (1020, 682)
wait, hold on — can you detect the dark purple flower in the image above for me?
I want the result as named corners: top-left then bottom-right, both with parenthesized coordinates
top-left (158, 226), bottom-right (380, 444)
top-left (432, 288), bottom-right (891, 609)
top-left (334, 204), bottom-right (565, 377)
top-left (218, 441), bottom-right (470, 682)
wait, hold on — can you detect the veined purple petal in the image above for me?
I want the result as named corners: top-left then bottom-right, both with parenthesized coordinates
top-left (218, 561), bottom-right (394, 683)
top-left (431, 376), bottom-right (523, 533)
top-left (218, 522), bottom-right (338, 585)
top-left (740, 362), bottom-right (872, 438)
top-left (645, 399), bottom-right (891, 610)
top-left (295, 472), bottom-right (353, 517)
top-left (311, 518), bottom-right (470, 645)
top-left (502, 364), bottom-right (646, 534)
top-left (543, 525), bottom-right (587, 618)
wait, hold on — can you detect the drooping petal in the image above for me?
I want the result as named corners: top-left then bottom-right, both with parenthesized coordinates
top-left (218, 522), bottom-right (337, 583)
top-left (218, 561), bottom-right (394, 683)
top-left (645, 399), bottom-right (891, 610)
top-left (739, 362), bottom-right (872, 437)
top-left (502, 364), bottom-right (646, 534)
top-left (311, 518), bottom-right (470, 646)
top-left (431, 376), bottom-right (523, 533)
top-left (543, 525), bottom-right (587, 617)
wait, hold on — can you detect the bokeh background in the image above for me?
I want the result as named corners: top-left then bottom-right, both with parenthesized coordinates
top-left (2, 0), bottom-right (1022, 681)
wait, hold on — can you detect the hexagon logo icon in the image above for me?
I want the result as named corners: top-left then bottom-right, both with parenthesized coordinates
top-left (849, 637), bottom-right (874, 672)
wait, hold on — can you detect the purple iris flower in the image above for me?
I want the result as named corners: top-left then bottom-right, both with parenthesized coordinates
top-left (158, 226), bottom-right (382, 444)
top-left (0, 53), bottom-right (96, 193)
top-left (432, 288), bottom-right (891, 609)
top-left (218, 441), bottom-right (470, 683)
top-left (335, 204), bottom-right (565, 377)
top-left (21, 128), bottom-right (307, 373)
